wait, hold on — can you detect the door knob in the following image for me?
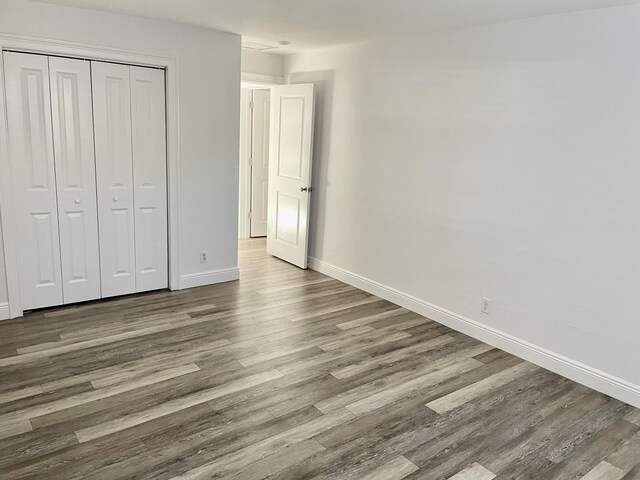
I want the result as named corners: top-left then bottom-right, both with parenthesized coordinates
top-left (300, 187), bottom-right (313, 192)
top-left (74, 198), bottom-right (81, 204)
top-left (113, 196), bottom-right (120, 202)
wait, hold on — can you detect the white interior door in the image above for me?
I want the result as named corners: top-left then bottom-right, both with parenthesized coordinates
top-left (130, 66), bottom-right (168, 292)
top-left (49, 56), bottom-right (101, 304)
top-left (250, 89), bottom-right (270, 237)
top-left (3, 52), bottom-right (64, 309)
top-left (266, 83), bottom-right (315, 269)
top-left (91, 61), bottom-right (136, 298)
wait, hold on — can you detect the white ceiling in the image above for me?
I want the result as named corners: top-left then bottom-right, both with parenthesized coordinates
top-left (32, 0), bottom-right (640, 53)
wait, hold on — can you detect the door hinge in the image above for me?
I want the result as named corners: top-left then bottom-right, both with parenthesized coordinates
top-left (249, 101), bottom-right (254, 110)
top-left (248, 212), bottom-right (252, 219)
top-left (249, 158), bottom-right (253, 166)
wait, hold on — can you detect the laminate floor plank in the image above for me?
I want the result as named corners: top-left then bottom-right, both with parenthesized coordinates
top-left (625, 408), bottom-right (640, 426)
top-left (168, 408), bottom-right (355, 479)
top-left (403, 378), bottom-right (579, 478)
top-left (0, 385), bottom-right (44, 405)
top-left (330, 335), bottom-right (461, 379)
top-left (0, 418), bottom-right (32, 440)
top-left (622, 465), bottom-right (640, 480)
top-left (0, 364), bottom-right (200, 427)
top-left (358, 455), bottom-right (419, 480)
top-left (541, 418), bottom-right (638, 479)
top-left (403, 370), bottom-right (574, 468)
top-left (0, 238), bottom-right (636, 479)
top-left (483, 391), bottom-right (628, 478)
top-left (225, 438), bottom-right (326, 480)
top-left (137, 406), bottom-right (324, 480)
top-left (75, 368), bottom-right (283, 443)
top-left (606, 430), bottom-right (640, 472)
top-left (426, 361), bottom-right (540, 414)
top-left (315, 350), bottom-right (484, 414)
top-left (448, 462), bottom-right (496, 480)
top-left (0, 381), bottom-right (95, 416)
top-left (345, 358), bottom-right (483, 416)
top-left (581, 461), bottom-right (626, 480)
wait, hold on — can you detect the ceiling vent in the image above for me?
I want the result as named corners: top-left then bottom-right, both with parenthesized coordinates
top-left (242, 42), bottom-right (276, 51)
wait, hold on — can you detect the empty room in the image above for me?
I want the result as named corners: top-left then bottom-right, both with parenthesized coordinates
top-left (0, 0), bottom-right (639, 478)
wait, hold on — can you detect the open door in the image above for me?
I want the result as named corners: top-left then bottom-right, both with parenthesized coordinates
top-left (266, 83), bottom-right (315, 269)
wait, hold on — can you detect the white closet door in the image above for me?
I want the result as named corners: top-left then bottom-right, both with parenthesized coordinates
top-left (49, 57), bottom-right (101, 304)
top-left (91, 61), bottom-right (136, 298)
top-left (250, 89), bottom-right (270, 237)
top-left (130, 66), bottom-right (168, 292)
top-left (3, 52), bottom-right (63, 309)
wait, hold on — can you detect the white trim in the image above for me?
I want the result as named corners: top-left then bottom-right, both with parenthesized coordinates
top-left (0, 33), bottom-right (182, 319)
top-left (0, 49), bottom-right (21, 319)
top-left (238, 89), bottom-right (252, 240)
top-left (241, 72), bottom-right (284, 86)
top-left (179, 268), bottom-right (240, 289)
top-left (0, 303), bottom-right (9, 321)
top-left (308, 256), bottom-right (640, 409)
top-left (239, 79), bottom-right (279, 240)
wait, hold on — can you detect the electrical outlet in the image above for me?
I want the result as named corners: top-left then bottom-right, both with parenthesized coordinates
top-left (200, 251), bottom-right (208, 264)
top-left (481, 297), bottom-right (491, 315)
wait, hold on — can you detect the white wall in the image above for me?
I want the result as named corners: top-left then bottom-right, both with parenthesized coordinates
top-left (241, 49), bottom-right (284, 83)
top-left (285, 5), bottom-right (640, 405)
top-left (0, 0), bottom-right (241, 306)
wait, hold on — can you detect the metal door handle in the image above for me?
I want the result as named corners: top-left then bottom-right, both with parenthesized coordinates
top-left (300, 187), bottom-right (313, 192)
top-left (74, 198), bottom-right (81, 204)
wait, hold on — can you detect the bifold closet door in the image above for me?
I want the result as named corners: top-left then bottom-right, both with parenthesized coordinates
top-left (49, 57), bottom-right (101, 304)
top-left (130, 66), bottom-right (168, 292)
top-left (5, 55), bottom-right (167, 309)
top-left (91, 61), bottom-right (137, 298)
top-left (92, 61), bottom-right (168, 297)
top-left (3, 52), bottom-right (64, 309)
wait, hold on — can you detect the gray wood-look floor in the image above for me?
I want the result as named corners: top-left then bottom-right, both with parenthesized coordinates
top-left (0, 238), bottom-right (639, 480)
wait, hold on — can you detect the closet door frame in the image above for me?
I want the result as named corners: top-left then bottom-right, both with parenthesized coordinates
top-left (0, 35), bottom-right (181, 319)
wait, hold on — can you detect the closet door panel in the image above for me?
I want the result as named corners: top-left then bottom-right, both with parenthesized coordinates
top-left (49, 57), bottom-right (101, 304)
top-left (3, 52), bottom-right (63, 309)
top-left (130, 66), bottom-right (168, 292)
top-left (91, 61), bottom-right (136, 298)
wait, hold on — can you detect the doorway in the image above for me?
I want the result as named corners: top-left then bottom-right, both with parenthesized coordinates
top-left (238, 82), bottom-right (316, 269)
top-left (239, 87), bottom-right (271, 239)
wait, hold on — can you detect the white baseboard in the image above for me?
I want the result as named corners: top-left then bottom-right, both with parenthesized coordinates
top-left (179, 267), bottom-right (240, 290)
top-left (0, 303), bottom-right (9, 321)
top-left (308, 257), bottom-right (640, 409)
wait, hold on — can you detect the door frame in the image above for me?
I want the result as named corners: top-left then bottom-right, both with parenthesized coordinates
top-left (248, 88), bottom-right (271, 238)
top-left (0, 33), bottom-right (181, 319)
top-left (238, 82), bottom-right (276, 240)
top-left (238, 88), bottom-right (252, 240)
